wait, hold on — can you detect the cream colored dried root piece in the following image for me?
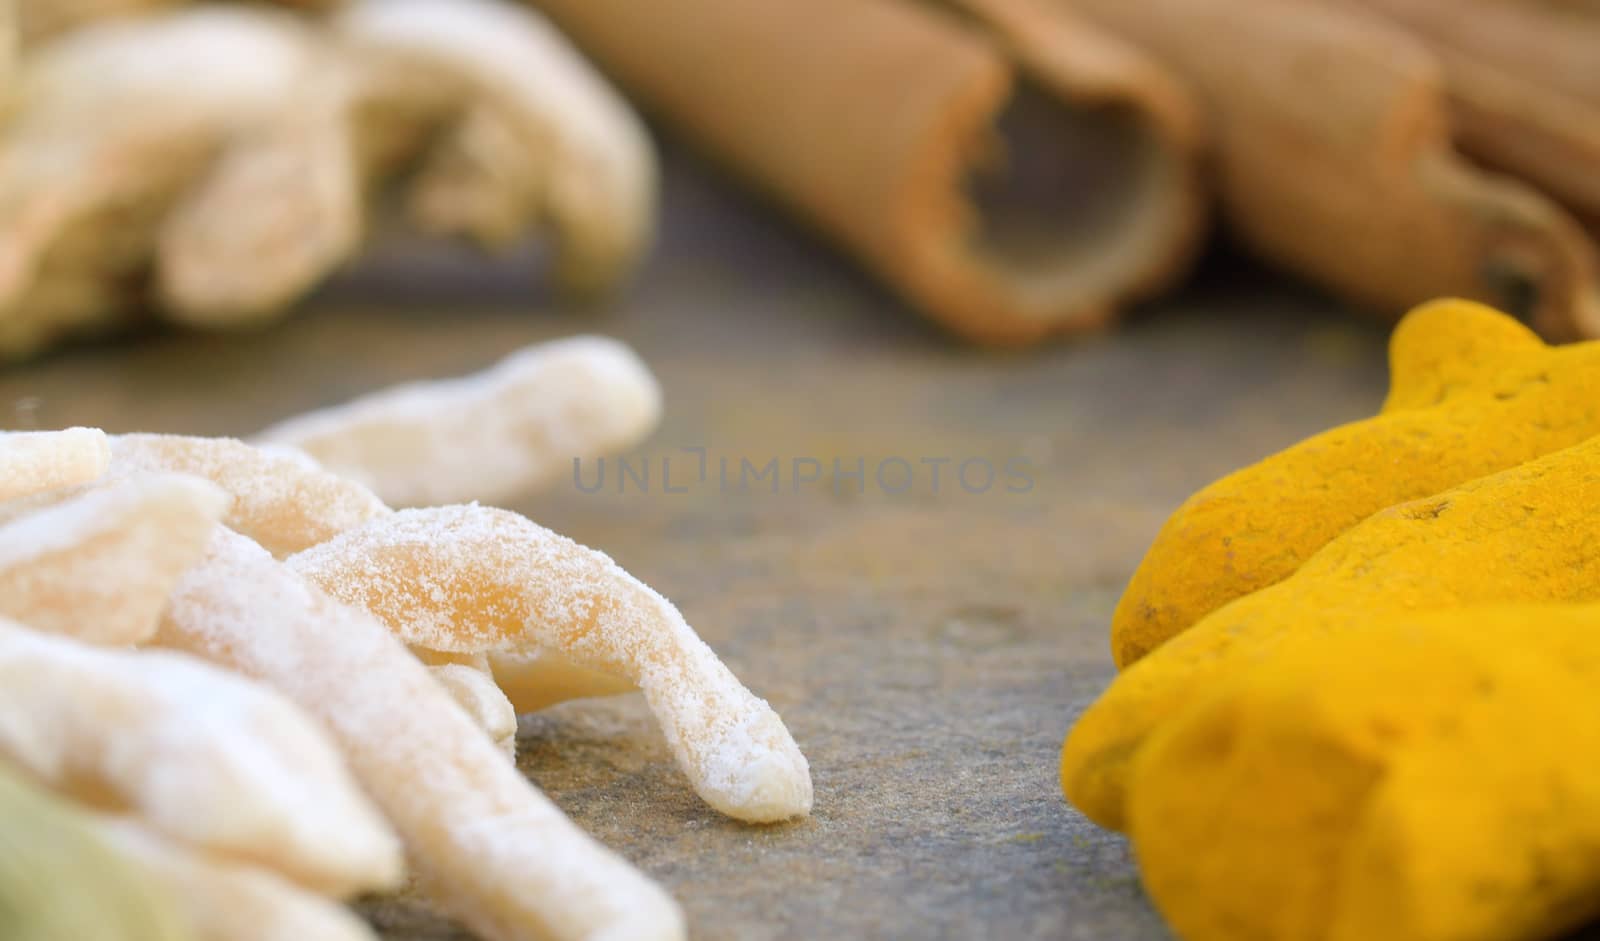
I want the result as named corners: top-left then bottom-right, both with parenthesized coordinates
top-left (255, 336), bottom-right (662, 506)
top-left (429, 662), bottom-right (518, 759)
top-left (157, 528), bottom-right (686, 941)
top-left (111, 434), bottom-right (389, 557)
top-left (0, 617), bottom-right (402, 896)
top-left (336, 0), bottom-right (657, 293)
top-left (0, 473), bottom-right (226, 644)
top-left (288, 504), bottom-right (813, 823)
top-left (98, 819), bottom-right (381, 941)
top-left (0, 8), bottom-right (349, 356)
top-left (0, 426), bottom-right (109, 500)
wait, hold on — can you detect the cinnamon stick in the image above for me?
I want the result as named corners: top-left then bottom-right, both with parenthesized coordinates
top-left (1070, 0), bottom-right (1600, 339)
top-left (1349, 0), bottom-right (1600, 228)
top-left (529, 0), bottom-right (1206, 345)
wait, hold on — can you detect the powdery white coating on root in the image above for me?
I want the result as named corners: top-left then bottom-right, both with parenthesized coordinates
top-left (0, 427), bottom-right (109, 501)
top-left (157, 529), bottom-right (686, 941)
top-left (112, 434), bottom-right (389, 558)
top-left (255, 336), bottom-right (662, 507)
top-left (0, 619), bottom-right (402, 896)
top-left (0, 473), bottom-right (227, 645)
top-left (98, 818), bottom-right (382, 941)
top-left (335, 0), bottom-right (656, 292)
top-left (288, 504), bottom-right (814, 823)
top-left (428, 662), bottom-right (518, 759)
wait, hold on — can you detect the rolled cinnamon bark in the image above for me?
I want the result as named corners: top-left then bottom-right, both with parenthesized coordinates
top-left (1347, 0), bottom-right (1600, 228)
top-left (1069, 0), bottom-right (1600, 339)
top-left (530, 0), bottom-right (1206, 345)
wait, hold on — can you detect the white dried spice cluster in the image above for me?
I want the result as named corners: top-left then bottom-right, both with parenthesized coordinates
top-left (0, 337), bottom-right (812, 941)
top-left (0, 0), bottom-right (656, 359)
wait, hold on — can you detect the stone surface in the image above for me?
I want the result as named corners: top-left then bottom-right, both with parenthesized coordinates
top-left (0, 151), bottom-right (1405, 939)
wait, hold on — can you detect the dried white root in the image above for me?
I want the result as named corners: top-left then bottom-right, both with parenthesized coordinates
top-left (288, 504), bottom-right (814, 823)
top-left (158, 528), bottom-right (686, 941)
top-left (98, 818), bottom-right (383, 941)
top-left (0, 0), bottom-right (657, 358)
top-left (0, 426), bottom-right (109, 500)
top-left (335, 0), bottom-right (656, 293)
top-left (255, 335), bottom-right (662, 506)
top-left (0, 617), bottom-right (403, 896)
top-left (107, 431), bottom-right (631, 754)
top-left (0, 472), bottom-right (226, 644)
top-left (0, 7), bottom-right (340, 356)
top-left (111, 433), bottom-right (389, 557)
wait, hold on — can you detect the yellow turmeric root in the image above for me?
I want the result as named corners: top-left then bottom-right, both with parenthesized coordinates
top-left (1113, 298), bottom-right (1600, 667)
top-left (1129, 604), bottom-right (1600, 941)
top-left (1063, 428), bottom-right (1600, 829)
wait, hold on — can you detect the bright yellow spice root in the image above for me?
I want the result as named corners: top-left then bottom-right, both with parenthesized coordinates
top-left (1111, 298), bottom-right (1600, 667)
top-left (1063, 429), bottom-right (1600, 829)
top-left (1128, 604), bottom-right (1600, 941)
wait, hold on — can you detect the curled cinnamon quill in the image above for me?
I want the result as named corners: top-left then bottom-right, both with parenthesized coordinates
top-left (532, 0), bottom-right (1206, 345)
top-left (1072, 0), bottom-right (1600, 339)
top-left (1347, 0), bottom-right (1600, 228)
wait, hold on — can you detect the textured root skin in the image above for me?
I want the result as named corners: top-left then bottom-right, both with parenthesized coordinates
top-left (1067, 426), bottom-right (1600, 830)
top-left (1111, 300), bottom-right (1600, 667)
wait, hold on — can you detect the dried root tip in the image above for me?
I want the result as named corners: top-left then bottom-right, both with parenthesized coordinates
top-left (0, 426), bottom-right (110, 501)
top-left (0, 618), bottom-right (404, 896)
top-left (287, 503), bottom-right (813, 822)
top-left (254, 335), bottom-right (662, 507)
